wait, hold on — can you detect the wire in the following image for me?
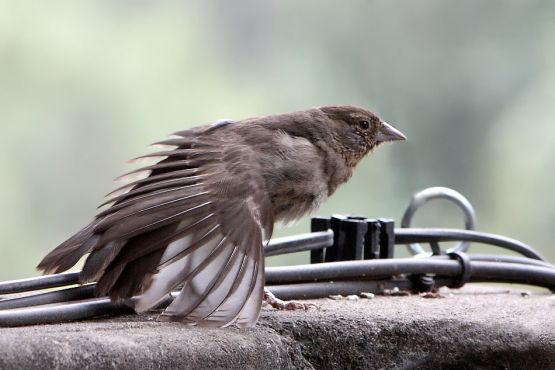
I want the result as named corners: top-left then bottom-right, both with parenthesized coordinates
top-left (394, 228), bottom-right (545, 261)
top-left (0, 228), bottom-right (544, 296)
top-left (267, 278), bottom-right (456, 300)
top-left (1, 226), bottom-right (553, 327)
top-left (265, 259), bottom-right (555, 290)
top-left (0, 285), bottom-right (95, 310)
top-left (265, 231), bottom-right (333, 257)
top-left (0, 231), bottom-right (333, 296)
top-left (0, 297), bottom-right (133, 327)
top-left (0, 272), bottom-right (79, 295)
top-left (433, 254), bottom-right (554, 268)
top-left (266, 258), bottom-right (461, 284)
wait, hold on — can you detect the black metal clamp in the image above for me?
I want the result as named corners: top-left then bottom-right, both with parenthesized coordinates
top-left (310, 216), bottom-right (395, 264)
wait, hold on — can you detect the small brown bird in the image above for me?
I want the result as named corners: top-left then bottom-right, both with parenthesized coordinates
top-left (37, 105), bottom-right (406, 327)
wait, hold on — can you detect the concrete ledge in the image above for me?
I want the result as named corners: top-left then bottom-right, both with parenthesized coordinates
top-left (1, 287), bottom-right (554, 369)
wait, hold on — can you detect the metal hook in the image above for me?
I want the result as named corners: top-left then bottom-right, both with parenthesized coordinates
top-left (401, 187), bottom-right (476, 256)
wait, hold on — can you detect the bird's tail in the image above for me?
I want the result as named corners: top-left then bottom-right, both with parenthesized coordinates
top-left (36, 221), bottom-right (101, 275)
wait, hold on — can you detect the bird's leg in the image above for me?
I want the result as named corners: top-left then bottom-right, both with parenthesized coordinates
top-left (263, 288), bottom-right (316, 311)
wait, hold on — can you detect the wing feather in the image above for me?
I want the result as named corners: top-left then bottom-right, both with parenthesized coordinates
top-left (101, 179), bottom-right (204, 206)
top-left (37, 123), bottom-right (273, 327)
top-left (106, 169), bottom-right (201, 197)
top-left (96, 185), bottom-right (198, 217)
top-left (113, 160), bottom-right (199, 182)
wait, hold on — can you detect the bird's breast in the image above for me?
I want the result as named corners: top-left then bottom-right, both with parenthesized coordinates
top-left (256, 131), bottom-right (331, 224)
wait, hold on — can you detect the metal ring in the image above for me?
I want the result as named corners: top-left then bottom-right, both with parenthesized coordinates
top-left (447, 251), bottom-right (472, 288)
top-left (401, 187), bottom-right (476, 255)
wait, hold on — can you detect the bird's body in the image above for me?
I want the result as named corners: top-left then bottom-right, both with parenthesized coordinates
top-left (37, 105), bottom-right (406, 327)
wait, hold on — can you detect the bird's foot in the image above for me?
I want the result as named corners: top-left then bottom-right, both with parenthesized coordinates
top-left (263, 288), bottom-right (317, 311)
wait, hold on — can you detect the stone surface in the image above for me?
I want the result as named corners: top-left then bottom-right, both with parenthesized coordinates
top-left (0, 286), bottom-right (554, 369)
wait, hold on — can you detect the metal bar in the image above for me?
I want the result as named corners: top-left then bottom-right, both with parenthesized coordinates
top-left (394, 228), bottom-right (545, 261)
top-left (469, 261), bottom-right (555, 288)
top-left (433, 254), bottom-right (554, 268)
top-left (0, 285), bottom-right (96, 310)
top-left (266, 280), bottom-right (412, 300)
top-left (265, 258), bottom-right (462, 284)
top-left (0, 272), bottom-right (80, 295)
top-left (267, 277), bottom-right (455, 300)
top-left (265, 259), bottom-right (555, 290)
top-left (264, 230), bottom-right (334, 257)
top-left (0, 298), bottom-right (132, 327)
top-left (0, 294), bottom-right (178, 327)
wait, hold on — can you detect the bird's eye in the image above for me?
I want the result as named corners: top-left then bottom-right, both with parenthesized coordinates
top-left (359, 120), bottom-right (370, 130)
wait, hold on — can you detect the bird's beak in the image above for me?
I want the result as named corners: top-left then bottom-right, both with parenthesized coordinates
top-left (376, 121), bottom-right (407, 142)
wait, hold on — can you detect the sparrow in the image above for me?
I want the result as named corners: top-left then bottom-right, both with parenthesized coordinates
top-left (37, 105), bottom-right (406, 327)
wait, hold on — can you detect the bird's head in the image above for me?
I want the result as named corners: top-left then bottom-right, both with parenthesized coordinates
top-left (319, 105), bottom-right (406, 167)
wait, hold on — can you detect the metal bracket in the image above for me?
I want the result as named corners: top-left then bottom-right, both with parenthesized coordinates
top-left (310, 215), bottom-right (395, 263)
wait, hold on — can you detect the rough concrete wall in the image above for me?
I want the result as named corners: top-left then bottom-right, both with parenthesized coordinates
top-left (0, 287), bottom-right (554, 369)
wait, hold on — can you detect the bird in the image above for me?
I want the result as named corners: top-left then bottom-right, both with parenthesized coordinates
top-left (37, 105), bottom-right (406, 328)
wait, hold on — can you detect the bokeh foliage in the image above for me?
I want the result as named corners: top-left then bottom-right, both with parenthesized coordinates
top-left (1, 0), bottom-right (554, 279)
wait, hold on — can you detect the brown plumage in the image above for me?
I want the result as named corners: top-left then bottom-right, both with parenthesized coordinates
top-left (37, 105), bottom-right (406, 327)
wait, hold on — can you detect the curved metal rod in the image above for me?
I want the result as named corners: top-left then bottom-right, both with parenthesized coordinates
top-left (265, 259), bottom-right (555, 289)
top-left (0, 293), bottom-right (177, 327)
top-left (265, 230), bottom-right (333, 257)
top-left (401, 187), bottom-right (476, 254)
top-left (432, 254), bottom-right (554, 268)
top-left (470, 261), bottom-right (555, 288)
top-left (394, 228), bottom-right (545, 261)
top-left (0, 285), bottom-right (96, 310)
top-left (0, 298), bottom-right (133, 327)
top-left (0, 272), bottom-right (80, 295)
top-left (265, 258), bottom-right (461, 284)
top-left (268, 277), bottom-right (456, 300)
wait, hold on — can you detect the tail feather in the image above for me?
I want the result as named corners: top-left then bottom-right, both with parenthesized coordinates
top-left (103, 248), bottom-right (165, 302)
top-left (37, 222), bottom-right (100, 274)
top-left (80, 240), bottom-right (125, 283)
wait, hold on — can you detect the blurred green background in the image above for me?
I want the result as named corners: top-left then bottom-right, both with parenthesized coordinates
top-left (1, 1), bottom-right (554, 280)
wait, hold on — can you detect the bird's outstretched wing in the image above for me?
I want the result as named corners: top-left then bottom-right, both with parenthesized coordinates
top-left (37, 128), bottom-right (273, 327)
